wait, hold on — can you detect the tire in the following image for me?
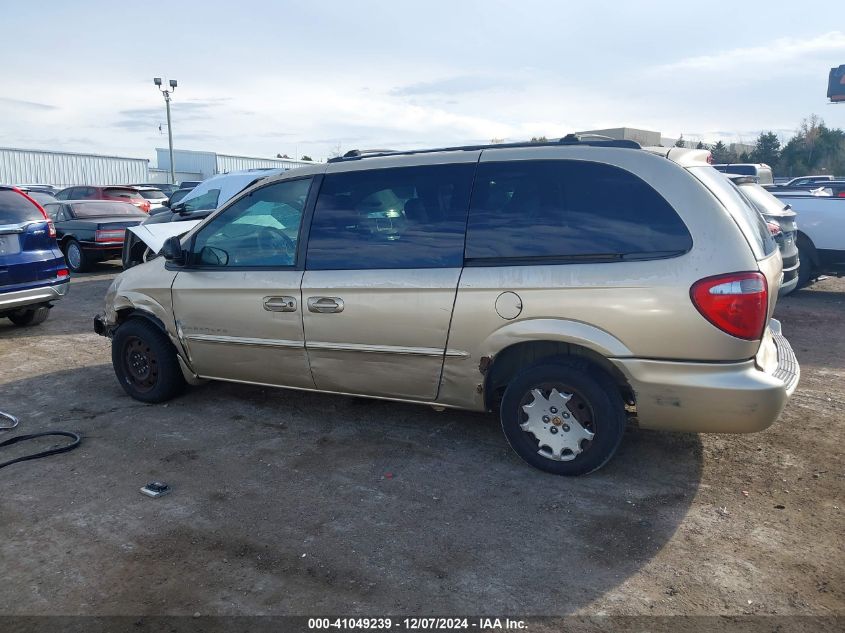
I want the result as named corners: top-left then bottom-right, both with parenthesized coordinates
top-left (64, 239), bottom-right (89, 273)
top-left (500, 360), bottom-right (626, 476)
top-left (8, 305), bottom-right (50, 327)
top-left (796, 244), bottom-right (814, 289)
top-left (111, 318), bottom-right (186, 403)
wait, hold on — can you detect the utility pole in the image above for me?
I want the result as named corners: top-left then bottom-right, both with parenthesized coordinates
top-left (154, 77), bottom-right (178, 185)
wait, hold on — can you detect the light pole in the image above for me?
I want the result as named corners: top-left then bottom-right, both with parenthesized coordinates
top-left (153, 77), bottom-right (178, 185)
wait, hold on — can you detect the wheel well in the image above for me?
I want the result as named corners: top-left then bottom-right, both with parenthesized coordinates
top-left (482, 340), bottom-right (634, 412)
top-left (797, 231), bottom-right (819, 266)
top-left (115, 308), bottom-right (168, 335)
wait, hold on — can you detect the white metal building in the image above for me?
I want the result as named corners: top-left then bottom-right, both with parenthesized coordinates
top-left (0, 147), bottom-right (149, 188)
top-left (154, 148), bottom-right (313, 182)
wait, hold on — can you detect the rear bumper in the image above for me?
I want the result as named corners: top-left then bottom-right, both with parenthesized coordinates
top-left (611, 329), bottom-right (799, 433)
top-left (0, 279), bottom-right (70, 312)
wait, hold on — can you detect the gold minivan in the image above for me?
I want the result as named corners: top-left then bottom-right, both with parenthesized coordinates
top-left (95, 138), bottom-right (799, 475)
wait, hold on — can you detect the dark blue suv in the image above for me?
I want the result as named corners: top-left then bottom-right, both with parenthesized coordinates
top-left (0, 186), bottom-right (69, 326)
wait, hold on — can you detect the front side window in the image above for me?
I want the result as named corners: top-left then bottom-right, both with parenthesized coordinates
top-left (189, 178), bottom-right (312, 268)
top-left (182, 188), bottom-right (221, 212)
top-left (465, 160), bottom-right (692, 263)
top-left (306, 163), bottom-right (474, 270)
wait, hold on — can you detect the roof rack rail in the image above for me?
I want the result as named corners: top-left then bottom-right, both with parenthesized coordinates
top-left (327, 135), bottom-right (641, 163)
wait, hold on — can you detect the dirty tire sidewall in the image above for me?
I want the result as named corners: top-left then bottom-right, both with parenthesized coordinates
top-left (8, 305), bottom-right (50, 327)
top-left (112, 318), bottom-right (186, 403)
top-left (500, 362), bottom-right (626, 476)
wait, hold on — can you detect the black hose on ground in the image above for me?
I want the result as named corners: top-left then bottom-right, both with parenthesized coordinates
top-left (0, 410), bottom-right (81, 470)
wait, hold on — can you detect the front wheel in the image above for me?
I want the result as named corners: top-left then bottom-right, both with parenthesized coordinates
top-left (500, 361), bottom-right (626, 476)
top-left (112, 318), bottom-right (186, 403)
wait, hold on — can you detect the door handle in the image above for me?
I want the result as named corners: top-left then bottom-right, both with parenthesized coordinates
top-left (263, 296), bottom-right (297, 312)
top-left (307, 296), bottom-right (344, 313)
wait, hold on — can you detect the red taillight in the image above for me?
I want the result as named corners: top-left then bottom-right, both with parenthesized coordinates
top-left (706, 152), bottom-right (713, 164)
top-left (838, 191), bottom-right (845, 198)
top-left (690, 272), bottom-right (768, 340)
top-left (57, 268), bottom-right (69, 278)
top-left (766, 221), bottom-right (782, 237)
top-left (135, 199), bottom-right (151, 213)
top-left (95, 229), bottom-right (126, 242)
top-left (46, 219), bottom-right (57, 238)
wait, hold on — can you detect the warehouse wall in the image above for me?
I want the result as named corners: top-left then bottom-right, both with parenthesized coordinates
top-left (156, 148), bottom-right (313, 179)
top-left (0, 147), bottom-right (148, 188)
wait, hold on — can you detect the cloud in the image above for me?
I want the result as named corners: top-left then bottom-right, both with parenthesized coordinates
top-left (0, 97), bottom-right (57, 111)
top-left (653, 30), bottom-right (845, 74)
top-left (390, 75), bottom-right (518, 97)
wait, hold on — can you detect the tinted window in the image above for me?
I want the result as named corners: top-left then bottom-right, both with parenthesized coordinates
top-left (54, 188), bottom-right (72, 200)
top-left (28, 191), bottom-right (57, 206)
top-left (190, 178), bottom-right (312, 268)
top-left (306, 163), bottom-right (474, 270)
top-left (465, 160), bottom-right (692, 263)
top-left (182, 188), bottom-right (220, 212)
top-left (104, 187), bottom-right (143, 200)
top-left (70, 202), bottom-right (144, 217)
top-left (0, 189), bottom-right (44, 224)
top-left (137, 189), bottom-right (167, 200)
top-left (43, 203), bottom-right (61, 220)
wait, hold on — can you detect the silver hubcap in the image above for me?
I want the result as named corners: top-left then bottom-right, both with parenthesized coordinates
top-left (521, 388), bottom-right (594, 461)
top-left (67, 244), bottom-right (81, 269)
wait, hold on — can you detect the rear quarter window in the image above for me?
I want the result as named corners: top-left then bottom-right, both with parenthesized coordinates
top-left (0, 189), bottom-right (45, 224)
top-left (690, 167), bottom-right (777, 260)
top-left (465, 160), bottom-right (692, 263)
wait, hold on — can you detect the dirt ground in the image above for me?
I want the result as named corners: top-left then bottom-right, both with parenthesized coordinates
top-left (1, 264), bottom-right (843, 621)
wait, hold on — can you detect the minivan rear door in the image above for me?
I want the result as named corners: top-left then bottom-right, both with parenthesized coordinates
top-left (301, 157), bottom-right (478, 401)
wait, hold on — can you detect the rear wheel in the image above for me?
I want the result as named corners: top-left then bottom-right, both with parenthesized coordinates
top-left (112, 318), bottom-right (186, 403)
top-left (8, 305), bottom-right (50, 327)
top-left (500, 360), bottom-right (626, 476)
top-left (64, 239), bottom-right (89, 273)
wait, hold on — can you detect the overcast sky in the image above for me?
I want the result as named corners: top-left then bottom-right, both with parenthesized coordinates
top-left (2, 0), bottom-right (844, 163)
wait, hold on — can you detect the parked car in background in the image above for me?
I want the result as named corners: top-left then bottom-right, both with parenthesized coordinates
top-left (15, 183), bottom-right (59, 196)
top-left (713, 163), bottom-right (774, 185)
top-left (780, 175), bottom-right (835, 188)
top-left (770, 190), bottom-right (845, 286)
top-left (159, 187), bottom-right (193, 211)
top-left (23, 191), bottom-right (58, 207)
top-left (131, 183), bottom-right (180, 196)
top-left (42, 200), bottom-right (147, 272)
top-left (121, 169), bottom-right (286, 268)
top-left (54, 185), bottom-right (151, 213)
top-left (0, 186), bottom-right (69, 326)
top-left (130, 186), bottom-right (168, 212)
top-left (97, 139), bottom-right (798, 476)
top-left (728, 175), bottom-right (799, 295)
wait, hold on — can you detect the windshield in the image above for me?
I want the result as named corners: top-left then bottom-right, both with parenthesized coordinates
top-left (71, 202), bottom-right (144, 217)
top-left (104, 187), bottom-right (143, 200)
top-left (138, 189), bottom-right (167, 200)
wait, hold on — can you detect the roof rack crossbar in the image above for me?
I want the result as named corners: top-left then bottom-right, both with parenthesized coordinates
top-left (327, 136), bottom-right (641, 162)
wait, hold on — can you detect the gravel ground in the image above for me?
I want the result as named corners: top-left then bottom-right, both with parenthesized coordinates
top-left (1, 264), bottom-right (843, 622)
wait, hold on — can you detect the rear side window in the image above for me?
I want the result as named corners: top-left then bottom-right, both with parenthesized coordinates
top-left (306, 163), bottom-right (474, 270)
top-left (0, 189), bottom-right (45, 224)
top-left (71, 202), bottom-right (144, 217)
top-left (104, 187), bottom-right (143, 200)
top-left (465, 160), bottom-right (692, 263)
top-left (690, 167), bottom-right (777, 259)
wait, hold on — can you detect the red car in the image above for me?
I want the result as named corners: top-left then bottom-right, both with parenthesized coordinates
top-left (54, 185), bottom-right (151, 213)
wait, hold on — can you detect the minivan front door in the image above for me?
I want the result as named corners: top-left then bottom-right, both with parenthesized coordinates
top-left (171, 177), bottom-right (316, 389)
top-left (301, 159), bottom-right (477, 401)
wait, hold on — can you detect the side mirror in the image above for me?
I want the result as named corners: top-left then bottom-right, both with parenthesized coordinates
top-left (161, 198), bottom-right (171, 208)
top-left (161, 236), bottom-right (186, 265)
